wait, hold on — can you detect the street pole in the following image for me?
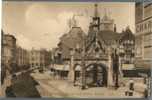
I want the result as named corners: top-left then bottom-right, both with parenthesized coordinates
top-left (114, 49), bottom-right (119, 89)
top-left (81, 35), bottom-right (86, 90)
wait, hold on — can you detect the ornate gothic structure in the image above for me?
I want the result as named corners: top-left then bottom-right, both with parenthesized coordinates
top-left (53, 4), bottom-right (135, 88)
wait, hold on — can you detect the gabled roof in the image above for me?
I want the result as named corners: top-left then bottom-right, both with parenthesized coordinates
top-left (58, 26), bottom-right (135, 60)
top-left (97, 30), bottom-right (121, 45)
top-left (59, 27), bottom-right (86, 59)
top-left (59, 27), bottom-right (86, 50)
top-left (119, 28), bottom-right (135, 42)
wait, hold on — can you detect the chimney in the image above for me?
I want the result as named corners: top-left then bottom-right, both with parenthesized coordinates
top-left (114, 24), bottom-right (117, 32)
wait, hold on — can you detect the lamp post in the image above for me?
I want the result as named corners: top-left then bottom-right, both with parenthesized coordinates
top-left (119, 44), bottom-right (125, 77)
top-left (81, 36), bottom-right (86, 90)
top-left (112, 43), bottom-right (119, 89)
top-left (75, 41), bottom-right (86, 90)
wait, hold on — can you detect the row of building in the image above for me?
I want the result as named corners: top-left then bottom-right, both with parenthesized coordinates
top-left (1, 31), bottom-right (52, 83)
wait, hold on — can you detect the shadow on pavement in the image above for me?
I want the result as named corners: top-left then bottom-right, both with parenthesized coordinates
top-left (5, 71), bottom-right (41, 98)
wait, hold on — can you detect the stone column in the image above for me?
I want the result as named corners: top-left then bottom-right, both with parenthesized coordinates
top-left (68, 50), bottom-right (75, 83)
top-left (107, 48), bottom-right (114, 87)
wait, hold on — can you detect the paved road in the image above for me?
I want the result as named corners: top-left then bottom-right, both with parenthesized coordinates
top-left (31, 71), bottom-right (144, 98)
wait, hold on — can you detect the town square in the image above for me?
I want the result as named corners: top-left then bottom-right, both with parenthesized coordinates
top-left (1, 1), bottom-right (152, 98)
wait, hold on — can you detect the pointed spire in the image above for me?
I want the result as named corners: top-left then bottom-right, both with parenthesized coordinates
top-left (68, 14), bottom-right (78, 29)
top-left (72, 14), bottom-right (77, 27)
top-left (94, 3), bottom-right (98, 17)
top-left (103, 8), bottom-right (110, 21)
top-left (114, 24), bottom-right (117, 32)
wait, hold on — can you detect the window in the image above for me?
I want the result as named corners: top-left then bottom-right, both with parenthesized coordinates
top-left (135, 36), bottom-right (142, 57)
top-left (143, 33), bottom-right (152, 59)
top-left (144, 33), bottom-right (152, 47)
top-left (144, 47), bottom-right (152, 59)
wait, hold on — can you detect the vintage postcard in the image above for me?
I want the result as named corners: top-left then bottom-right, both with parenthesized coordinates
top-left (1, 0), bottom-right (152, 98)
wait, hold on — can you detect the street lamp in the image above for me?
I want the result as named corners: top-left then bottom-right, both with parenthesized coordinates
top-left (111, 43), bottom-right (119, 89)
top-left (81, 36), bottom-right (87, 90)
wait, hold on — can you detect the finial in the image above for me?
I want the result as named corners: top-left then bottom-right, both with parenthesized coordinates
top-left (68, 14), bottom-right (77, 29)
top-left (94, 3), bottom-right (98, 17)
top-left (114, 24), bottom-right (117, 32)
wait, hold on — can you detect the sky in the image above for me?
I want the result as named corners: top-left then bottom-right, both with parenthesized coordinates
top-left (2, 2), bottom-right (135, 50)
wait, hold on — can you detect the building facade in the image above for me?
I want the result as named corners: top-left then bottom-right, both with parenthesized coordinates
top-left (119, 27), bottom-right (135, 64)
top-left (29, 49), bottom-right (51, 68)
top-left (54, 4), bottom-right (135, 87)
top-left (2, 33), bottom-right (17, 74)
top-left (56, 4), bottom-right (135, 66)
top-left (16, 46), bottom-right (30, 69)
top-left (135, 1), bottom-right (152, 69)
top-left (87, 6), bottom-right (135, 65)
top-left (57, 27), bottom-right (86, 62)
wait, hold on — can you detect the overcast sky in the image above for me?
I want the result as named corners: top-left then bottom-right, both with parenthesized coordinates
top-left (2, 2), bottom-right (135, 50)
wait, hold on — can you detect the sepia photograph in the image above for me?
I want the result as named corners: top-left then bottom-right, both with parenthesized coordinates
top-left (0, 0), bottom-right (152, 98)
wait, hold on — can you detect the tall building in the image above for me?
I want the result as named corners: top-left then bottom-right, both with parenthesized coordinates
top-left (29, 48), bottom-right (51, 68)
top-left (16, 46), bottom-right (29, 69)
top-left (135, 2), bottom-right (144, 24)
top-left (2, 33), bottom-right (17, 74)
top-left (135, 1), bottom-right (152, 69)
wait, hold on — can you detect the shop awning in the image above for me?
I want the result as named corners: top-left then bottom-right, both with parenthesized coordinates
top-left (53, 64), bottom-right (69, 71)
top-left (52, 64), bottom-right (81, 71)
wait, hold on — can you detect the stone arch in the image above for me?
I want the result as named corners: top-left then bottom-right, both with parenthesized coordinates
top-left (85, 63), bottom-right (108, 87)
top-left (74, 63), bottom-right (81, 70)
